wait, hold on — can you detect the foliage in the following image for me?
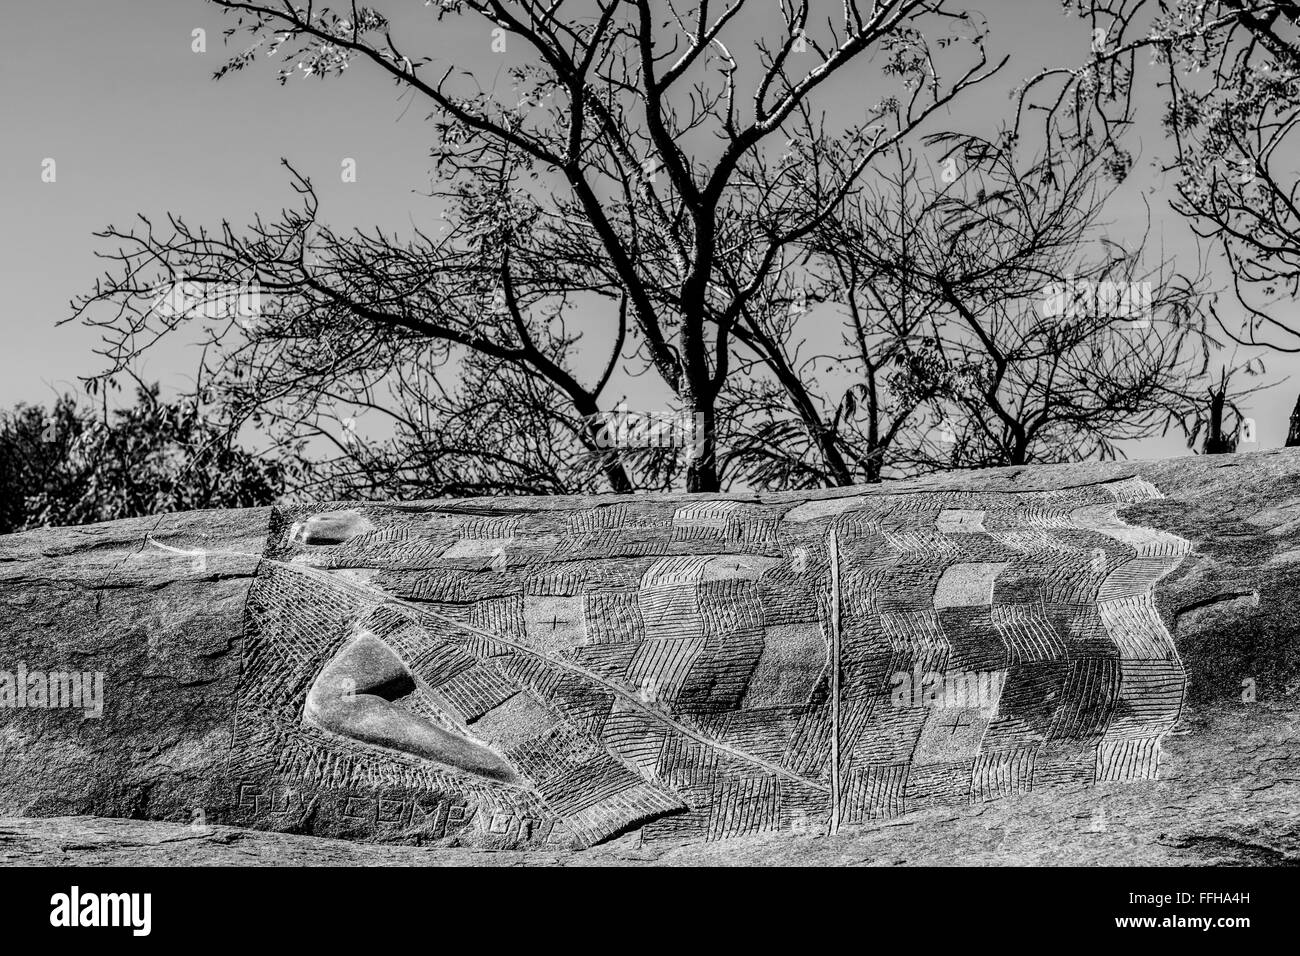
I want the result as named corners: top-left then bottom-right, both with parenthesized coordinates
top-left (1021, 1), bottom-right (1300, 350)
top-left (0, 385), bottom-right (295, 534)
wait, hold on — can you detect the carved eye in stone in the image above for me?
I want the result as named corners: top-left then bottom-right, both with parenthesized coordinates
top-left (289, 510), bottom-right (376, 546)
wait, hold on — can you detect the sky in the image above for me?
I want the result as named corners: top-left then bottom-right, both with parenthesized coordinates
top-left (1, 0), bottom-right (1297, 458)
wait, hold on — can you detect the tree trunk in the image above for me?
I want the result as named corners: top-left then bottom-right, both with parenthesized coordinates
top-left (577, 398), bottom-right (634, 494)
top-left (1285, 393), bottom-right (1300, 447)
top-left (1204, 384), bottom-right (1237, 454)
top-left (682, 387), bottom-right (720, 492)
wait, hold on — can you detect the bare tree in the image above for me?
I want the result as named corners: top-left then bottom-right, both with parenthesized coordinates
top-left (73, 162), bottom-right (643, 496)
top-left (787, 135), bottom-right (1240, 472)
top-left (719, 150), bottom-right (947, 488)
top-left (72, 0), bottom-right (1004, 493)
top-left (1169, 360), bottom-right (1271, 454)
top-left (1017, 1), bottom-right (1300, 351)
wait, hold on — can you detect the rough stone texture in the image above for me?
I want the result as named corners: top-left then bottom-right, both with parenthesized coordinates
top-left (2, 451), bottom-right (1299, 863)
top-left (0, 508), bottom-right (268, 826)
top-left (1, 702), bottom-right (1294, 866)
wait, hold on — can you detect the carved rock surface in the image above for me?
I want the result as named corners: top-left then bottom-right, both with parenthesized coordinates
top-left (1, 452), bottom-right (1299, 857)
top-left (3, 702), bottom-right (1294, 865)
